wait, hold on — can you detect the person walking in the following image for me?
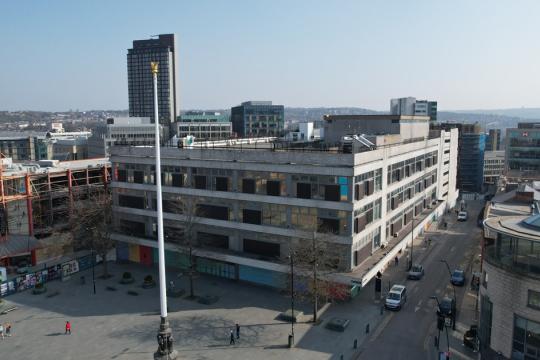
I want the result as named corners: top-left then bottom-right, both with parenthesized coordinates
top-left (5, 323), bottom-right (11, 337)
top-left (236, 323), bottom-right (240, 340)
top-left (65, 321), bottom-right (71, 335)
top-left (229, 329), bottom-right (235, 345)
top-left (394, 256), bottom-right (399, 267)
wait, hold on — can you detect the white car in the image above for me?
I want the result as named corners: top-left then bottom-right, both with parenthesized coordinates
top-left (457, 211), bottom-right (468, 221)
top-left (385, 284), bottom-right (407, 310)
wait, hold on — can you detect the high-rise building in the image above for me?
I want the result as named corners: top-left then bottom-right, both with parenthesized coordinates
top-left (390, 97), bottom-right (437, 121)
top-left (486, 129), bottom-right (502, 151)
top-left (505, 122), bottom-right (540, 181)
top-left (231, 101), bottom-right (284, 138)
top-left (483, 150), bottom-right (505, 185)
top-left (431, 122), bottom-right (485, 193)
top-left (0, 136), bottom-right (52, 161)
top-left (127, 34), bottom-right (177, 137)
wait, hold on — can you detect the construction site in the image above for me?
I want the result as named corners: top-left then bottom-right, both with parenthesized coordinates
top-left (0, 156), bottom-right (110, 269)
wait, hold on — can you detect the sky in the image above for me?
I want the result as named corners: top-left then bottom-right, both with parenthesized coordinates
top-left (1, 0), bottom-right (539, 112)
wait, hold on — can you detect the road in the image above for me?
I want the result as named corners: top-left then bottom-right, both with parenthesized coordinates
top-left (358, 201), bottom-right (483, 360)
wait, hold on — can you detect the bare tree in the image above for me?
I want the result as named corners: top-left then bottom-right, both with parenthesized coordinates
top-left (290, 228), bottom-right (342, 323)
top-left (68, 189), bottom-right (114, 278)
top-left (168, 195), bottom-right (201, 299)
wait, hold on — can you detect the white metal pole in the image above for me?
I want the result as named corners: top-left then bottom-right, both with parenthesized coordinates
top-left (152, 62), bottom-right (167, 319)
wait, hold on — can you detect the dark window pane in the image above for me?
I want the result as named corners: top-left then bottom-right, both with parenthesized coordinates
top-left (119, 219), bottom-right (145, 236)
top-left (325, 185), bottom-right (340, 201)
top-left (197, 232), bottom-right (228, 249)
top-left (197, 204), bottom-right (228, 220)
top-left (266, 180), bottom-right (280, 196)
top-left (171, 174), bottom-right (183, 187)
top-left (118, 195), bottom-right (145, 209)
top-left (318, 218), bottom-right (339, 234)
top-left (133, 170), bottom-right (144, 184)
top-left (242, 179), bottom-right (255, 194)
top-left (297, 182), bottom-right (311, 199)
top-left (194, 175), bottom-right (207, 190)
top-left (215, 177), bottom-right (229, 191)
top-left (243, 209), bottom-right (262, 225)
top-left (117, 169), bottom-right (127, 182)
top-left (243, 238), bottom-right (280, 258)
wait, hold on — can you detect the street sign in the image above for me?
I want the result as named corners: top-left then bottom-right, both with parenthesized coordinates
top-left (445, 317), bottom-right (452, 327)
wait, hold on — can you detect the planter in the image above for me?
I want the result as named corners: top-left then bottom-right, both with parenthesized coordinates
top-left (32, 286), bottom-right (47, 295)
top-left (142, 280), bottom-right (156, 289)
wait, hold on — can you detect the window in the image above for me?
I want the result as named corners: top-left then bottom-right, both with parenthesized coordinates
top-left (133, 170), bottom-right (144, 184)
top-left (171, 174), bottom-right (183, 187)
top-left (119, 219), bottom-right (145, 236)
top-left (197, 232), bottom-right (228, 249)
top-left (529, 290), bottom-right (540, 310)
top-left (242, 209), bottom-right (262, 225)
top-left (318, 218), bottom-right (339, 234)
top-left (194, 175), bottom-right (207, 190)
top-left (324, 185), bottom-right (340, 201)
top-left (197, 204), bottom-right (228, 220)
top-left (118, 195), bottom-right (145, 209)
top-left (297, 183), bottom-right (311, 199)
top-left (266, 180), bottom-right (280, 196)
top-left (512, 315), bottom-right (540, 359)
top-left (243, 239), bottom-right (280, 258)
top-left (242, 179), bottom-right (255, 194)
top-left (215, 177), bottom-right (229, 191)
top-left (117, 169), bottom-right (127, 182)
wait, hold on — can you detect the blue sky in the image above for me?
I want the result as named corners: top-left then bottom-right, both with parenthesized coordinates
top-left (1, 0), bottom-right (539, 111)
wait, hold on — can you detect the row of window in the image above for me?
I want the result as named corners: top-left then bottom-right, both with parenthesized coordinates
top-left (387, 151), bottom-right (438, 185)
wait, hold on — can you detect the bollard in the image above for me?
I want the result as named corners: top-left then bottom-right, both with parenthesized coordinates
top-left (340, 355), bottom-right (344, 360)
top-left (354, 339), bottom-right (358, 349)
top-left (434, 335), bottom-right (439, 348)
top-left (380, 304), bottom-right (384, 315)
top-left (365, 323), bottom-right (370, 334)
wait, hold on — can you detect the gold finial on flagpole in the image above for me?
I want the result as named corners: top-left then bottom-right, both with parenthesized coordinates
top-left (150, 62), bottom-right (159, 74)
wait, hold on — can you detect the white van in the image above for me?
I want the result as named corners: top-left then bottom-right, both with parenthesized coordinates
top-left (385, 284), bottom-right (407, 310)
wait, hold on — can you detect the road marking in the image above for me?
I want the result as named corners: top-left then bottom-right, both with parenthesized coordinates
top-left (415, 299), bottom-right (423, 312)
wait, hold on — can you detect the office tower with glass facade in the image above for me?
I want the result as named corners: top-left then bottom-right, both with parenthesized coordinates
top-left (506, 122), bottom-right (540, 181)
top-left (231, 101), bottom-right (284, 138)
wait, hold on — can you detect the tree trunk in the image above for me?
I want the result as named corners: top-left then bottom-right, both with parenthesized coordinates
top-left (101, 252), bottom-right (108, 278)
top-left (189, 245), bottom-right (194, 298)
top-left (313, 262), bottom-right (318, 323)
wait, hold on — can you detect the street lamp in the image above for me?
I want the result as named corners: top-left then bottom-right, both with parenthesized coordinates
top-left (439, 259), bottom-right (457, 304)
top-left (408, 216), bottom-right (415, 271)
top-left (152, 61), bottom-right (177, 360)
top-left (430, 296), bottom-right (450, 353)
top-left (288, 252), bottom-right (296, 347)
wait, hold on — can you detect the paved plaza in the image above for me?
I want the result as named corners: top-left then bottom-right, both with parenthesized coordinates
top-left (0, 261), bottom-right (386, 360)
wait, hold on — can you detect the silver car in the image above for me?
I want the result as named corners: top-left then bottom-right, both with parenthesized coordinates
top-left (408, 264), bottom-right (425, 280)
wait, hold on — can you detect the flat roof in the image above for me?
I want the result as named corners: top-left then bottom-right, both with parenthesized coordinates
top-left (323, 114), bottom-right (430, 121)
top-left (484, 215), bottom-right (540, 241)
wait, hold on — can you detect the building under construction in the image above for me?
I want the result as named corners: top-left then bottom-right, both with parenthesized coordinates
top-left (0, 157), bottom-right (110, 268)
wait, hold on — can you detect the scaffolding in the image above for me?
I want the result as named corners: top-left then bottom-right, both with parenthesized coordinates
top-left (0, 156), bottom-right (111, 264)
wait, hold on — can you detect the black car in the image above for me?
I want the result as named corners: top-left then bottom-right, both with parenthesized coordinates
top-left (437, 297), bottom-right (456, 329)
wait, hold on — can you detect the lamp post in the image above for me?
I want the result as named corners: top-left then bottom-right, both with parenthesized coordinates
top-left (430, 296), bottom-right (450, 354)
top-left (289, 252), bottom-right (295, 347)
top-left (152, 61), bottom-right (177, 360)
top-left (408, 217), bottom-right (415, 271)
top-left (439, 259), bottom-right (457, 304)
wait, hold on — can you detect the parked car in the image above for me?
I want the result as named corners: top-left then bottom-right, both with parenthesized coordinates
top-left (437, 296), bottom-right (456, 328)
top-left (451, 269), bottom-right (466, 286)
top-left (408, 264), bottom-right (425, 280)
top-left (457, 211), bottom-right (468, 221)
top-left (385, 284), bottom-right (407, 311)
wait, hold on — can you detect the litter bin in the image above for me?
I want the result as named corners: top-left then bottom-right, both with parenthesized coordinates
top-left (288, 334), bottom-right (294, 348)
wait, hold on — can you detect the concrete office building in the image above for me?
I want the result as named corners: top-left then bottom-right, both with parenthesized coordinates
top-left (506, 122), bottom-right (540, 182)
top-left (231, 101), bottom-right (284, 138)
top-left (486, 129), bottom-right (502, 151)
top-left (176, 112), bottom-right (232, 140)
top-left (480, 183), bottom-right (540, 359)
top-left (87, 117), bottom-right (162, 158)
top-left (431, 122), bottom-right (485, 193)
top-left (0, 136), bottom-right (52, 161)
top-left (390, 97), bottom-right (437, 121)
top-left (110, 113), bottom-right (458, 294)
top-left (127, 34), bottom-right (178, 137)
top-left (484, 151), bottom-right (505, 186)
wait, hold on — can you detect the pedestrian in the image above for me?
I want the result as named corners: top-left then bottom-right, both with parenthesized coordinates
top-left (0, 323), bottom-right (4, 340)
top-left (5, 323), bottom-right (11, 337)
top-left (394, 256), bottom-right (399, 267)
top-left (65, 321), bottom-right (71, 335)
top-left (229, 329), bottom-right (235, 345)
top-left (236, 323), bottom-right (240, 339)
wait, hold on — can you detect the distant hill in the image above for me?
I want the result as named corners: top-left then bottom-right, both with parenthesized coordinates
top-left (451, 108), bottom-right (540, 120)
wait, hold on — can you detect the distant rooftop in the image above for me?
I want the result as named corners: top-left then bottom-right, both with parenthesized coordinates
top-left (240, 101), bottom-right (273, 106)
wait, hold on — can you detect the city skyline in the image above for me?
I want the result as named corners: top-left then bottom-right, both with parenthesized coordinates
top-left (1, 0), bottom-right (540, 112)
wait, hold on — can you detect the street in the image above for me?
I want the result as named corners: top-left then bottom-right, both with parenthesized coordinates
top-left (358, 200), bottom-right (483, 360)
